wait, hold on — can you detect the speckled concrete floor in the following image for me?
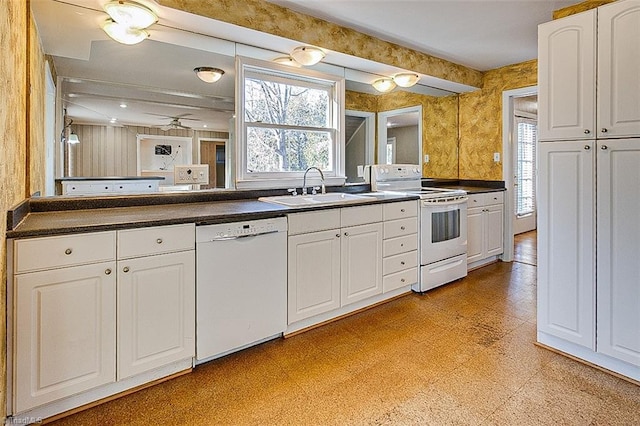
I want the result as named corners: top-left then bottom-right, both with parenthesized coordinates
top-left (49, 233), bottom-right (639, 425)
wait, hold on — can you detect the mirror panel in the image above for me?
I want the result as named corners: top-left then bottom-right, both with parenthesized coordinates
top-left (34, 0), bottom-right (461, 195)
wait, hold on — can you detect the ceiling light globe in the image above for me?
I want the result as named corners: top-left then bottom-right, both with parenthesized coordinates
top-left (104, 1), bottom-right (157, 29)
top-left (103, 20), bottom-right (148, 45)
top-left (194, 67), bottom-right (225, 83)
top-left (372, 78), bottom-right (396, 93)
top-left (290, 46), bottom-right (325, 66)
top-left (273, 56), bottom-right (302, 68)
top-left (393, 72), bottom-right (420, 87)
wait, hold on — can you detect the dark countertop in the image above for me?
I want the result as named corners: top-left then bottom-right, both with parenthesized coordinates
top-left (6, 192), bottom-right (418, 239)
top-left (423, 179), bottom-right (506, 195)
top-left (55, 176), bottom-right (166, 181)
top-left (438, 185), bottom-right (506, 194)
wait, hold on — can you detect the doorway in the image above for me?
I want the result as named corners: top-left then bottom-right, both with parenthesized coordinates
top-left (501, 86), bottom-right (538, 262)
top-left (200, 139), bottom-right (227, 189)
top-left (377, 106), bottom-right (422, 166)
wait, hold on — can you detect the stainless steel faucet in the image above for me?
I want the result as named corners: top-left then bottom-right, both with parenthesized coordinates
top-left (302, 167), bottom-right (325, 195)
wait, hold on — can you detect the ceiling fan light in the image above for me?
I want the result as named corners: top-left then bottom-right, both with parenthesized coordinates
top-left (290, 46), bottom-right (325, 66)
top-left (67, 133), bottom-right (80, 144)
top-left (194, 67), bottom-right (225, 83)
top-left (372, 78), bottom-right (396, 93)
top-left (393, 72), bottom-right (420, 87)
top-left (104, 0), bottom-right (157, 29)
top-left (102, 20), bottom-right (148, 45)
top-left (273, 56), bottom-right (302, 68)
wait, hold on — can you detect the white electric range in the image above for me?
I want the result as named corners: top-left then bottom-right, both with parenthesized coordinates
top-left (366, 164), bottom-right (468, 292)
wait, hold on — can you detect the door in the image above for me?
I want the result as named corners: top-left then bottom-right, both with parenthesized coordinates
top-left (513, 115), bottom-right (537, 234)
top-left (485, 203), bottom-right (504, 257)
top-left (200, 140), bottom-right (226, 189)
top-left (596, 139), bottom-right (640, 366)
top-left (597, 1), bottom-right (640, 138)
top-left (341, 222), bottom-right (383, 306)
top-left (538, 9), bottom-right (596, 141)
top-left (117, 251), bottom-right (195, 380)
top-left (537, 141), bottom-right (595, 349)
top-left (14, 262), bottom-right (116, 413)
top-left (466, 206), bottom-right (484, 264)
top-left (288, 230), bottom-right (341, 323)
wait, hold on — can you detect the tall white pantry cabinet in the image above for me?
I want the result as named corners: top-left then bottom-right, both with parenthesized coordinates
top-left (537, 0), bottom-right (640, 381)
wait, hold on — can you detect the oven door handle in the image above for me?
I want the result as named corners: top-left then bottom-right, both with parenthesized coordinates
top-left (421, 196), bottom-right (468, 207)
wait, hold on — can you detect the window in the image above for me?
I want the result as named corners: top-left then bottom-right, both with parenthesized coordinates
top-left (515, 117), bottom-right (537, 217)
top-left (237, 57), bottom-right (344, 189)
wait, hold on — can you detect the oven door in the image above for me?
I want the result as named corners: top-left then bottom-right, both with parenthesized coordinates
top-left (420, 197), bottom-right (468, 265)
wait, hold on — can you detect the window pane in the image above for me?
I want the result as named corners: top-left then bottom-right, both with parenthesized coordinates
top-left (246, 127), bottom-right (332, 172)
top-left (244, 78), bottom-right (329, 127)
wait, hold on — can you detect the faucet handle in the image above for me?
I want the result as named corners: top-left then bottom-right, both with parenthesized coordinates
top-left (311, 186), bottom-right (320, 195)
top-left (287, 188), bottom-right (298, 196)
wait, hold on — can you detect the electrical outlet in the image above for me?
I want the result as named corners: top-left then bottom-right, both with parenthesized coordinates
top-left (174, 164), bottom-right (209, 184)
top-left (424, 154), bottom-right (430, 163)
top-left (493, 152), bottom-right (500, 162)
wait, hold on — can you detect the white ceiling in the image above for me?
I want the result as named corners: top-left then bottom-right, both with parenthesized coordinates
top-left (267, 0), bottom-right (577, 71)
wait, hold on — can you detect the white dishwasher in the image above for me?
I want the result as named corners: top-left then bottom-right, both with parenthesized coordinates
top-left (195, 217), bottom-right (287, 363)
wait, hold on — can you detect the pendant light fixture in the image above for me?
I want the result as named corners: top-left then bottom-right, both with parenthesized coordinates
top-left (393, 72), bottom-right (420, 87)
top-left (194, 67), bottom-right (225, 83)
top-left (372, 77), bottom-right (396, 93)
top-left (67, 132), bottom-right (80, 144)
top-left (290, 46), bottom-right (326, 66)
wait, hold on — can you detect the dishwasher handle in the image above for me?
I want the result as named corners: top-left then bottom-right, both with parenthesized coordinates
top-left (207, 229), bottom-right (281, 242)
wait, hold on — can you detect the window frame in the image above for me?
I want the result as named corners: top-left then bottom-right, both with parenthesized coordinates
top-left (235, 56), bottom-right (345, 189)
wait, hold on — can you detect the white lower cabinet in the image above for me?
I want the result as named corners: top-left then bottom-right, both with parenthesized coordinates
top-left (14, 261), bottom-right (117, 413)
top-left (467, 192), bottom-right (504, 266)
top-left (117, 250), bottom-right (195, 380)
top-left (287, 204), bottom-right (384, 325)
top-left (10, 224), bottom-right (195, 418)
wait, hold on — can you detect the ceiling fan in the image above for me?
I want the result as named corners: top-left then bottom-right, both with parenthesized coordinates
top-left (147, 113), bottom-right (200, 131)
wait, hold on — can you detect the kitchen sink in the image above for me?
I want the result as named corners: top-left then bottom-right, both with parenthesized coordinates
top-left (259, 192), bottom-right (376, 207)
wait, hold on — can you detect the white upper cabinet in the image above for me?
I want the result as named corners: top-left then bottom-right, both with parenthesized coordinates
top-left (538, 9), bottom-right (596, 141)
top-left (539, 1), bottom-right (640, 141)
top-left (597, 1), bottom-right (640, 138)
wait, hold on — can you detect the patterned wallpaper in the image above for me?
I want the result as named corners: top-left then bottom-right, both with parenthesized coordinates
top-left (1, 0), bottom-right (28, 418)
top-left (158, 0), bottom-right (483, 89)
top-left (554, 0), bottom-right (615, 18)
top-left (458, 60), bottom-right (538, 180)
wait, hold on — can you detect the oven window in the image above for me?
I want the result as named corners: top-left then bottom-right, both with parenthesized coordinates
top-left (432, 210), bottom-right (460, 243)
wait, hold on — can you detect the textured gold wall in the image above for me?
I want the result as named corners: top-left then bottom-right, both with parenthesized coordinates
top-left (345, 90), bottom-right (459, 178)
top-left (29, 15), bottom-right (46, 196)
top-left (554, 0), bottom-right (615, 18)
top-left (0, 0), bottom-right (28, 418)
top-left (458, 60), bottom-right (538, 180)
top-left (158, 0), bottom-right (483, 89)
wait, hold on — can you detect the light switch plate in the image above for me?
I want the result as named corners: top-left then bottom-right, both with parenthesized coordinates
top-left (174, 164), bottom-right (209, 184)
top-left (493, 152), bottom-right (500, 162)
top-left (424, 154), bottom-right (430, 163)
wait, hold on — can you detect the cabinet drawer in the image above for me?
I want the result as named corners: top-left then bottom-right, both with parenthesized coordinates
top-left (468, 191), bottom-right (504, 207)
top-left (383, 250), bottom-right (418, 276)
top-left (118, 223), bottom-right (194, 259)
top-left (383, 201), bottom-right (417, 220)
top-left (288, 209), bottom-right (341, 235)
top-left (383, 267), bottom-right (418, 293)
top-left (14, 231), bottom-right (116, 273)
top-left (341, 204), bottom-right (382, 228)
top-left (383, 234), bottom-right (418, 257)
top-left (383, 217), bottom-right (418, 239)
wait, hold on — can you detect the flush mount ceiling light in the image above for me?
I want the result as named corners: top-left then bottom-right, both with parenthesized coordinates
top-left (104, 0), bottom-right (157, 29)
top-left (290, 46), bottom-right (325, 66)
top-left (273, 56), bottom-right (302, 68)
top-left (102, 19), bottom-right (149, 45)
top-left (372, 78), bottom-right (396, 93)
top-left (194, 67), bottom-right (225, 83)
top-left (393, 72), bottom-right (420, 88)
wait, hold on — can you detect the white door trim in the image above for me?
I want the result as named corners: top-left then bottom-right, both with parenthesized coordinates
top-left (501, 85), bottom-right (538, 262)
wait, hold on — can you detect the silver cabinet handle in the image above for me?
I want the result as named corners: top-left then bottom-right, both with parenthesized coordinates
top-left (601, 145), bottom-right (608, 150)
top-left (123, 266), bottom-right (130, 273)
top-left (400, 278), bottom-right (406, 283)
top-left (64, 248), bottom-right (72, 255)
top-left (400, 226), bottom-right (406, 230)
top-left (584, 145), bottom-right (591, 150)
top-left (400, 208), bottom-right (405, 212)
top-left (401, 261), bottom-right (405, 265)
top-left (105, 268), bottom-right (112, 275)
top-left (344, 232), bottom-right (349, 237)
top-left (601, 128), bottom-right (608, 133)
top-left (584, 129), bottom-right (591, 134)
top-left (156, 238), bottom-right (163, 244)
top-left (335, 233), bottom-right (340, 238)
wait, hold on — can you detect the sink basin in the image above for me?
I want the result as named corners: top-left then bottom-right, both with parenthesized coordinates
top-left (259, 192), bottom-right (376, 207)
